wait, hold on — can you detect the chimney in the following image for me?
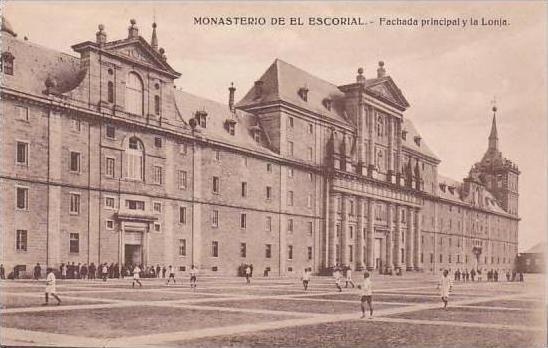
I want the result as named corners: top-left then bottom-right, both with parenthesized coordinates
top-left (96, 24), bottom-right (107, 45)
top-left (356, 67), bottom-right (366, 84)
top-left (228, 82), bottom-right (236, 112)
top-left (254, 80), bottom-right (264, 99)
top-left (377, 61), bottom-right (386, 78)
top-left (128, 19), bottom-right (138, 39)
top-left (151, 22), bottom-right (158, 50)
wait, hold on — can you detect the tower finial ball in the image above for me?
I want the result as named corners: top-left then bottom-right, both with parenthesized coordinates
top-left (152, 22), bottom-right (157, 28)
top-left (379, 61), bottom-right (384, 67)
top-left (98, 24), bottom-right (104, 31)
top-left (130, 19), bottom-right (136, 26)
top-left (492, 106), bottom-right (497, 112)
top-left (357, 67), bottom-right (363, 75)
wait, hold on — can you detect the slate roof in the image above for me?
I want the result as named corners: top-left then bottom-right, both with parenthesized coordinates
top-left (401, 118), bottom-right (439, 161)
top-left (236, 59), bottom-right (350, 126)
top-left (173, 89), bottom-right (277, 156)
top-left (1, 34), bottom-right (84, 96)
top-left (437, 174), bottom-right (506, 214)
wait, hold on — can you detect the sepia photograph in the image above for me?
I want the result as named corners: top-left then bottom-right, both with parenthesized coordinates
top-left (0, 1), bottom-right (546, 347)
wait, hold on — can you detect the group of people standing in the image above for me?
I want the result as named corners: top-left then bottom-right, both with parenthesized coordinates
top-left (453, 268), bottom-right (524, 282)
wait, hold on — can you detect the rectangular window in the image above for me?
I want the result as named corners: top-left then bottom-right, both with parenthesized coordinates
top-left (16, 106), bottom-right (28, 121)
top-left (212, 176), bottom-right (220, 194)
top-left (69, 193), bottom-right (80, 215)
top-left (307, 194), bottom-right (312, 208)
top-left (106, 157), bottom-right (115, 177)
top-left (287, 218), bottom-right (294, 233)
top-left (153, 166), bottom-right (163, 185)
top-left (70, 152), bottom-right (81, 172)
top-left (349, 245), bottom-right (353, 263)
top-left (349, 226), bottom-right (354, 239)
top-left (288, 116), bottom-right (294, 128)
top-left (179, 206), bottom-right (187, 224)
top-left (153, 223), bottom-right (161, 233)
top-left (105, 197), bottom-right (115, 209)
top-left (16, 142), bottom-right (28, 165)
top-left (288, 141), bottom-right (294, 156)
top-left (179, 143), bottom-right (187, 155)
top-left (16, 230), bottom-right (27, 251)
top-left (266, 163), bottom-right (272, 172)
top-left (240, 213), bottom-right (247, 229)
top-left (241, 182), bottom-right (247, 197)
top-left (421, 253), bottom-right (424, 263)
top-left (307, 221), bottom-right (313, 236)
top-left (307, 246), bottom-right (313, 260)
top-left (179, 239), bottom-right (186, 256)
top-left (449, 255), bottom-right (452, 263)
top-left (265, 216), bottom-right (272, 232)
top-left (287, 191), bottom-right (294, 206)
top-left (153, 202), bottom-right (162, 213)
top-left (154, 137), bottom-right (162, 148)
top-left (106, 124), bottom-right (115, 139)
top-left (287, 245), bottom-right (293, 260)
top-left (265, 244), bottom-right (272, 258)
top-left (430, 253), bottom-right (434, 263)
top-left (308, 123), bottom-right (313, 134)
top-left (439, 254), bottom-right (443, 263)
top-left (215, 150), bottom-right (220, 161)
top-left (106, 220), bottom-right (114, 230)
top-left (178, 170), bottom-right (187, 189)
top-left (126, 200), bottom-right (145, 210)
top-left (211, 241), bottom-right (219, 257)
top-left (16, 187), bottom-right (28, 210)
top-left (308, 172), bottom-right (313, 181)
top-left (307, 147), bottom-right (313, 161)
top-left (71, 119), bottom-right (81, 132)
top-left (288, 168), bottom-right (294, 178)
top-left (240, 243), bottom-right (247, 258)
top-left (211, 210), bottom-right (219, 227)
top-left (69, 233), bottom-right (79, 253)
top-left (266, 186), bottom-right (272, 200)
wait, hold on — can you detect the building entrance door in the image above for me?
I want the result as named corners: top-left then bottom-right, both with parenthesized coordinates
top-left (374, 238), bottom-right (382, 270)
top-left (125, 244), bottom-right (142, 265)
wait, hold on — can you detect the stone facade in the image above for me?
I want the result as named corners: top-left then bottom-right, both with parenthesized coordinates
top-left (0, 17), bottom-right (520, 276)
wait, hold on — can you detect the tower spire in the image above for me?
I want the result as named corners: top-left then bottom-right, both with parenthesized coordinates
top-left (151, 21), bottom-right (158, 51)
top-left (488, 104), bottom-right (498, 151)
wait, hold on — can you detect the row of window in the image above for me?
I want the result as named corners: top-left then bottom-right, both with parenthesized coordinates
top-left (15, 230), bottom-right (79, 253)
top-left (206, 240), bottom-right (312, 260)
top-left (287, 116), bottom-right (315, 135)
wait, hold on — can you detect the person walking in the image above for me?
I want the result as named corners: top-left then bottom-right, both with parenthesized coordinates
top-left (33, 263), bottom-right (42, 280)
top-left (359, 271), bottom-right (373, 319)
top-left (162, 266), bottom-right (167, 278)
top-left (190, 265), bottom-right (199, 289)
top-left (0, 264), bottom-right (5, 280)
top-left (437, 269), bottom-right (452, 310)
top-left (156, 264), bottom-right (161, 279)
top-left (333, 267), bottom-right (343, 292)
top-left (301, 268), bottom-right (311, 291)
top-left (245, 265), bottom-right (252, 284)
top-left (166, 265), bottom-right (176, 285)
top-left (42, 268), bottom-right (61, 306)
top-left (345, 267), bottom-right (355, 288)
top-left (102, 263), bottom-right (108, 282)
top-left (132, 265), bottom-right (143, 288)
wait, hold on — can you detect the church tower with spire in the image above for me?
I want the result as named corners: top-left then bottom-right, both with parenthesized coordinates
top-left (467, 106), bottom-right (520, 216)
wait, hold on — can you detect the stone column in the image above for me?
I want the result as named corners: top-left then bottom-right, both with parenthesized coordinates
top-left (356, 197), bottom-right (365, 270)
top-left (328, 194), bottom-right (337, 268)
top-left (386, 203), bottom-right (394, 273)
top-left (394, 205), bottom-right (401, 270)
top-left (368, 107), bottom-right (375, 177)
top-left (414, 208), bottom-right (422, 271)
top-left (387, 117), bottom-right (394, 183)
top-left (340, 195), bottom-right (348, 266)
top-left (406, 207), bottom-right (414, 271)
top-left (366, 198), bottom-right (375, 270)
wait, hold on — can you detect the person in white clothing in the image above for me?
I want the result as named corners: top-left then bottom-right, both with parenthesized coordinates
top-left (166, 265), bottom-right (176, 285)
top-left (190, 265), bottom-right (199, 289)
top-left (345, 267), bottom-right (355, 288)
top-left (438, 269), bottom-right (452, 310)
top-left (333, 268), bottom-right (342, 292)
top-left (132, 265), bottom-right (142, 288)
top-left (358, 271), bottom-right (373, 318)
top-left (245, 265), bottom-right (251, 284)
top-left (43, 268), bottom-right (61, 306)
top-left (301, 268), bottom-right (311, 291)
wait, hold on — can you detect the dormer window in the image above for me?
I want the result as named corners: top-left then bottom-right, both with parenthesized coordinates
top-left (254, 80), bottom-right (264, 99)
top-left (298, 87), bottom-right (309, 102)
top-left (225, 119), bottom-right (236, 136)
top-left (439, 183), bottom-right (446, 192)
top-left (414, 136), bottom-right (421, 146)
top-left (254, 132), bottom-right (261, 143)
top-left (402, 130), bottom-right (407, 140)
top-left (195, 110), bottom-right (208, 128)
top-left (448, 186), bottom-right (455, 195)
top-left (250, 125), bottom-right (261, 143)
top-left (1, 52), bottom-right (15, 75)
top-left (322, 98), bottom-right (332, 111)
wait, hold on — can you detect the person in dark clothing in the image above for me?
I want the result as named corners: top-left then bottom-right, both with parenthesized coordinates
top-left (156, 265), bottom-right (161, 278)
top-left (506, 271), bottom-right (511, 281)
top-left (80, 264), bottom-right (88, 279)
top-left (89, 263), bottom-right (96, 280)
top-left (512, 271), bottom-right (516, 281)
top-left (162, 266), bottom-right (167, 278)
top-left (494, 270), bottom-right (499, 282)
top-left (470, 268), bottom-right (476, 282)
top-left (0, 264), bottom-right (5, 279)
top-left (465, 270), bottom-right (469, 282)
top-left (519, 272), bottom-right (524, 282)
top-left (34, 263), bottom-right (42, 280)
top-left (75, 263), bottom-right (81, 279)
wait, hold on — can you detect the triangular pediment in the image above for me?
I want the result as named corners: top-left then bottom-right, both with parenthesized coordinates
top-left (103, 38), bottom-right (180, 78)
top-left (365, 77), bottom-right (410, 110)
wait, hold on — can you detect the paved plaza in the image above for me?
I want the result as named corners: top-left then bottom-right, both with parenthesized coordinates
top-left (0, 273), bottom-right (545, 347)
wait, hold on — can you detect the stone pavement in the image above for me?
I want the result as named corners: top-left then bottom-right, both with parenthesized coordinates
top-left (0, 273), bottom-right (544, 347)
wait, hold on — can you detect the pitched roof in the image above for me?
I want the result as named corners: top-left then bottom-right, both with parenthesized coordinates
top-left (437, 174), bottom-right (506, 214)
top-left (173, 90), bottom-right (277, 156)
top-left (1, 34), bottom-right (84, 96)
top-left (401, 118), bottom-right (439, 161)
top-left (236, 59), bottom-right (350, 126)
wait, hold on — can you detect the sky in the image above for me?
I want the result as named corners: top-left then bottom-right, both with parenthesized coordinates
top-left (3, 1), bottom-right (546, 251)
